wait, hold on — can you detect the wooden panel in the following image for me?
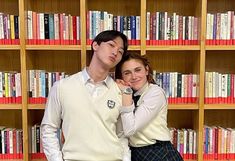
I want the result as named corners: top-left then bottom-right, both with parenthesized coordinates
top-left (168, 110), bottom-right (199, 130)
top-left (87, 0), bottom-right (141, 16)
top-left (146, 51), bottom-right (200, 74)
top-left (147, 0), bottom-right (201, 17)
top-left (25, 0), bottom-right (80, 15)
top-left (0, 110), bottom-right (22, 128)
top-left (0, 51), bottom-right (21, 71)
top-left (1, 0), bottom-right (19, 15)
top-left (26, 51), bottom-right (81, 75)
top-left (206, 51), bottom-right (235, 73)
top-left (204, 110), bottom-right (235, 128)
top-left (207, 0), bottom-right (235, 13)
top-left (28, 110), bottom-right (44, 127)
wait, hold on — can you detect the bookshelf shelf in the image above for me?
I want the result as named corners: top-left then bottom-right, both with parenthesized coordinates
top-left (0, 45), bottom-right (20, 50)
top-left (206, 45), bottom-right (235, 50)
top-left (168, 104), bottom-right (199, 110)
top-left (28, 104), bottom-right (45, 110)
top-left (146, 45), bottom-right (201, 51)
top-left (204, 104), bottom-right (235, 110)
top-left (26, 45), bottom-right (81, 50)
top-left (0, 104), bottom-right (22, 110)
top-left (86, 45), bottom-right (141, 51)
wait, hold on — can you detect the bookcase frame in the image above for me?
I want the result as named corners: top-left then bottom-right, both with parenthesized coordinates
top-left (0, 0), bottom-right (235, 160)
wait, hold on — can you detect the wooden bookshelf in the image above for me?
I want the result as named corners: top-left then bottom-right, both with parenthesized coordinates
top-left (0, 0), bottom-right (235, 160)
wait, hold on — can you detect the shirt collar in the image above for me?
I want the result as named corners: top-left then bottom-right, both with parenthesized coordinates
top-left (81, 67), bottom-right (113, 88)
top-left (133, 82), bottom-right (149, 96)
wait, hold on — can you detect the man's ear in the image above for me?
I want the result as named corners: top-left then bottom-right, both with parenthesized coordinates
top-left (92, 41), bottom-right (99, 51)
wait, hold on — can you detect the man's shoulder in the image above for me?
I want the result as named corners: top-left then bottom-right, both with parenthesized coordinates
top-left (58, 72), bottom-right (82, 86)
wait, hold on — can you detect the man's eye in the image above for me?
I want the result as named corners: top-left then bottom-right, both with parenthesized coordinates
top-left (109, 43), bottom-right (114, 47)
top-left (119, 50), bottom-right (124, 55)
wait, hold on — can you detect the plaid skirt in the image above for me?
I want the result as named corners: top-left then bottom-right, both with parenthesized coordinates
top-left (130, 141), bottom-right (183, 161)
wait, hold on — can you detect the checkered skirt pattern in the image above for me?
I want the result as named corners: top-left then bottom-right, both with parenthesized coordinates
top-left (130, 141), bottom-right (183, 161)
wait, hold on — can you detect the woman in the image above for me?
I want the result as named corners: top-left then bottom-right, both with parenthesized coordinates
top-left (115, 53), bottom-right (183, 161)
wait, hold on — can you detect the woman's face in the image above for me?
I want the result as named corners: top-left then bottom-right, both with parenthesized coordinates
top-left (121, 59), bottom-right (149, 91)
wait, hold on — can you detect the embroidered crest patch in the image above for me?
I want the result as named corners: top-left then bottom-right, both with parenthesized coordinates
top-left (107, 100), bottom-right (115, 109)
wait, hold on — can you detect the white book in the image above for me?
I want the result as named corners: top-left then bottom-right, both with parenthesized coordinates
top-left (183, 129), bottom-right (187, 155)
top-left (210, 14), bottom-right (214, 40)
top-left (164, 12), bottom-right (168, 40)
top-left (136, 16), bottom-right (140, 41)
top-left (175, 15), bottom-right (179, 40)
top-left (156, 12), bottom-right (159, 40)
top-left (103, 11), bottom-right (108, 31)
top-left (218, 73), bottom-right (222, 98)
top-left (193, 130), bottom-right (197, 155)
top-left (64, 15), bottom-right (69, 40)
top-left (9, 129), bottom-right (13, 154)
top-left (173, 12), bottom-right (176, 40)
top-left (188, 16), bottom-right (192, 40)
top-left (192, 74), bottom-right (197, 98)
top-left (39, 13), bottom-right (45, 40)
top-left (54, 13), bottom-right (59, 40)
top-left (227, 11), bottom-right (231, 40)
top-left (181, 74), bottom-right (185, 98)
top-left (212, 72), bottom-right (216, 98)
top-left (27, 11), bottom-right (33, 39)
top-left (1, 129), bottom-right (5, 154)
top-left (205, 72), bottom-right (209, 98)
top-left (174, 72), bottom-right (178, 98)
top-left (206, 13), bottom-right (210, 39)
top-left (76, 16), bottom-right (80, 40)
top-left (183, 16), bottom-right (186, 40)
top-left (146, 12), bottom-right (150, 40)
top-left (0, 13), bottom-right (3, 39)
top-left (221, 74), bottom-right (227, 98)
top-left (188, 129), bottom-right (193, 155)
top-left (69, 15), bottom-right (73, 40)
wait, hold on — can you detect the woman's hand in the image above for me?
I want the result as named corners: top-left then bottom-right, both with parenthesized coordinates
top-left (116, 79), bottom-right (130, 91)
top-left (116, 79), bottom-right (133, 106)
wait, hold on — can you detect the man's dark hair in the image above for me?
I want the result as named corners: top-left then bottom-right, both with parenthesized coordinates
top-left (91, 30), bottom-right (128, 56)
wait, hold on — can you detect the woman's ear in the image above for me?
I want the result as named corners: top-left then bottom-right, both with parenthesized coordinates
top-left (146, 65), bottom-right (149, 75)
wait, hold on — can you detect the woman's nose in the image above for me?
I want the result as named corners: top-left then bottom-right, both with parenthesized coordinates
top-left (131, 72), bottom-right (137, 79)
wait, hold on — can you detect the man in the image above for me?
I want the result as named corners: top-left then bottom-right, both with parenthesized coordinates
top-left (41, 30), bottom-right (130, 161)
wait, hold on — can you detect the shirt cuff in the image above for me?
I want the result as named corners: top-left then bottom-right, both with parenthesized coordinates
top-left (120, 104), bottom-right (135, 113)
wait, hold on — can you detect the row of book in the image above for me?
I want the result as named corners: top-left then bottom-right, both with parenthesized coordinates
top-left (0, 13), bottom-right (19, 45)
top-left (86, 11), bottom-right (140, 45)
top-left (205, 72), bottom-right (235, 104)
top-left (203, 126), bottom-right (235, 160)
top-left (0, 126), bottom-right (23, 159)
top-left (31, 124), bottom-right (197, 160)
top-left (146, 12), bottom-right (199, 45)
top-left (30, 124), bottom-right (63, 155)
top-left (26, 11), bottom-right (81, 45)
top-left (153, 71), bottom-right (198, 104)
top-left (0, 72), bottom-right (21, 104)
top-left (170, 128), bottom-right (197, 160)
top-left (28, 70), bottom-right (68, 104)
top-left (3, 70), bottom-right (235, 105)
top-left (206, 11), bottom-right (235, 45)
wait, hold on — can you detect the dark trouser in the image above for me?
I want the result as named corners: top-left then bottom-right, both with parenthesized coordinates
top-left (130, 141), bottom-right (184, 161)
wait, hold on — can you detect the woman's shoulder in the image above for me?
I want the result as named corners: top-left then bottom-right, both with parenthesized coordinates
top-left (149, 84), bottom-right (165, 93)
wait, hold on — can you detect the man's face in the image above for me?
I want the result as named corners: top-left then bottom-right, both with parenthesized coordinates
top-left (92, 37), bottom-right (125, 69)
